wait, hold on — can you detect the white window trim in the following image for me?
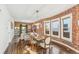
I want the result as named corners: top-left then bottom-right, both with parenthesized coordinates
top-left (61, 13), bottom-right (72, 42)
top-left (44, 20), bottom-right (50, 36)
top-left (51, 18), bottom-right (60, 38)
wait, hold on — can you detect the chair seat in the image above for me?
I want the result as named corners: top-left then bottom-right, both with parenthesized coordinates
top-left (46, 45), bottom-right (50, 48)
top-left (40, 43), bottom-right (50, 48)
top-left (31, 40), bottom-right (37, 44)
top-left (40, 43), bottom-right (45, 48)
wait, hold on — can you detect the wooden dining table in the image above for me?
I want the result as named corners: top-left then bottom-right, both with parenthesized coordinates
top-left (29, 35), bottom-right (47, 53)
top-left (23, 46), bottom-right (37, 54)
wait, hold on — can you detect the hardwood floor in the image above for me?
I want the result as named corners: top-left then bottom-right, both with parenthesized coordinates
top-left (4, 39), bottom-right (46, 54)
top-left (4, 35), bottom-right (75, 54)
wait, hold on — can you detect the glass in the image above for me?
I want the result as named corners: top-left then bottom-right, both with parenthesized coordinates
top-left (51, 21), bottom-right (60, 36)
top-left (63, 17), bottom-right (71, 38)
top-left (45, 22), bottom-right (50, 34)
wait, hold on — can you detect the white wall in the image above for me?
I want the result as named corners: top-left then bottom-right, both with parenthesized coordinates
top-left (0, 5), bottom-right (14, 53)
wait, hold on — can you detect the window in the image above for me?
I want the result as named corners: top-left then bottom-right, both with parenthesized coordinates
top-left (63, 17), bottom-right (70, 38)
top-left (44, 21), bottom-right (50, 36)
top-left (61, 14), bottom-right (72, 42)
top-left (51, 18), bottom-right (60, 37)
top-left (22, 27), bottom-right (26, 33)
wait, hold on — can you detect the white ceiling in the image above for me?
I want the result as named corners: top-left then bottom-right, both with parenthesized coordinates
top-left (6, 4), bottom-right (76, 23)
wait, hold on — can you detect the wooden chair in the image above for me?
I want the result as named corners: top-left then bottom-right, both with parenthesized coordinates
top-left (17, 39), bottom-right (26, 54)
top-left (39, 37), bottom-right (51, 54)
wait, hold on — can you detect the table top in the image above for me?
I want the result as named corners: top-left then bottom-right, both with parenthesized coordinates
top-left (23, 46), bottom-right (37, 54)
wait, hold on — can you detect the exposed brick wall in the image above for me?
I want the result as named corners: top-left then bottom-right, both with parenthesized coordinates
top-left (32, 21), bottom-right (44, 36)
top-left (39, 21), bottom-right (44, 36)
top-left (32, 5), bottom-right (79, 49)
top-left (72, 5), bottom-right (79, 49)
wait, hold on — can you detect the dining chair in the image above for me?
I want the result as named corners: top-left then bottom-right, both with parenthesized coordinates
top-left (39, 37), bottom-right (51, 54)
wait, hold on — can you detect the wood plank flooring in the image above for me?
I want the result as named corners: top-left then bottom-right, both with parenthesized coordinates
top-left (4, 35), bottom-right (75, 54)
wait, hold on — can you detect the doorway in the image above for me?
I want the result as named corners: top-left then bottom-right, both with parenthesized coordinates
top-left (19, 24), bottom-right (28, 35)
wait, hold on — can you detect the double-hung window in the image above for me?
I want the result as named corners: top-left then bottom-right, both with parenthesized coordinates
top-left (44, 21), bottom-right (50, 36)
top-left (51, 18), bottom-right (60, 38)
top-left (61, 14), bottom-right (72, 42)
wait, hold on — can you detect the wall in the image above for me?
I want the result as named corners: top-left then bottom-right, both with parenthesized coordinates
top-left (15, 22), bottom-right (32, 33)
top-left (72, 5), bottom-right (79, 49)
top-left (15, 22), bottom-right (32, 27)
top-left (0, 5), bottom-right (14, 53)
top-left (32, 5), bottom-right (79, 49)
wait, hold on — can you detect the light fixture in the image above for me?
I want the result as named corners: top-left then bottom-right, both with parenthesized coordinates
top-left (36, 10), bottom-right (39, 13)
top-left (35, 10), bottom-right (40, 29)
top-left (35, 10), bottom-right (39, 20)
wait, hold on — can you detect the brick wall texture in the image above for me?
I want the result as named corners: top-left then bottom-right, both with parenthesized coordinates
top-left (32, 5), bottom-right (79, 49)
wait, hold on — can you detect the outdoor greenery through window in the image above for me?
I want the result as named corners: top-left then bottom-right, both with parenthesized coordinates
top-left (44, 22), bottom-right (50, 35)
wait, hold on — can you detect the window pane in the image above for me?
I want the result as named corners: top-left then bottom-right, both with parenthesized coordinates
top-left (45, 22), bottom-right (50, 34)
top-left (63, 17), bottom-right (71, 38)
top-left (51, 21), bottom-right (60, 36)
